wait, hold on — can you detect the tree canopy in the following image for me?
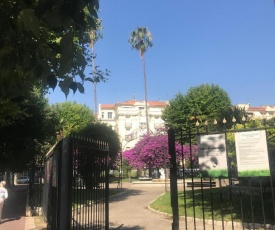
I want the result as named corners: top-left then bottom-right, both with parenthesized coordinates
top-left (162, 84), bottom-right (233, 130)
top-left (129, 27), bottom-right (153, 58)
top-left (74, 123), bottom-right (121, 163)
top-left (0, 87), bottom-right (57, 172)
top-left (49, 102), bottom-right (120, 162)
top-left (0, 0), bottom-right (104, 120)
top-left (123, 134), bottom-right (197, 170)
top-left (50, 101), bottom-right (96, 137)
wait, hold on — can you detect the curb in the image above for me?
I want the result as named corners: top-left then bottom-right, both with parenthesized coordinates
top-left (146, 192), bottom-right (275, 230)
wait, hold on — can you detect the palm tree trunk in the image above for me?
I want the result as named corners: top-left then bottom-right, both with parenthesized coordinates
top-left (142, 56), bottom-right (150, 135)
top-left (91, 43), bottom-right (97, 116)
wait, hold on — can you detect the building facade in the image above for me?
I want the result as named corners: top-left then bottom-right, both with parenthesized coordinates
top-left (98, 102), bottom-right (275, 151)
top-left (98, 100), bottom-right (168, 150)
top-left (236, 103), bottom-right (275, 120)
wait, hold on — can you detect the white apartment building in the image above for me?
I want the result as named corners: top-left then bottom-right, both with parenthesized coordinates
top-left (236, 103), bottom-right (275, 120)
top-left (98, 102), bottom-right (274, 151)
top-left (98, 100), bottom-right (168, 150)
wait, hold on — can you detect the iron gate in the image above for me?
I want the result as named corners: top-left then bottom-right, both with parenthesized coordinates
top-left (168, 120), bottom-right (275, 230)
top-left (43, 136), bottom-right (109, 230)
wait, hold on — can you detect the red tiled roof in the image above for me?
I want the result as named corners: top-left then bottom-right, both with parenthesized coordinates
top-left (148, 101), bottom-right (167, 107)
top-left (115, 100), bottom-right (167, 106)
top-left (100, 104), bottom-right (114, 109)
top-left (247, 107), bottom-right (266, 111)
top-left (100, 100), bottom-right (167, 108)
top-left (118, 100), bottom-right (138, 105)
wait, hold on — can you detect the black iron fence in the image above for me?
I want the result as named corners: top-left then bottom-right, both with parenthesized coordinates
top-left (42, 136), bottom-right (109, 230)
top-left (28, 163), bottom-right (44, 216)
top-left (168, 120), bottom-right (275, 230)
top-left (29, 183), bottom-right (43, 215)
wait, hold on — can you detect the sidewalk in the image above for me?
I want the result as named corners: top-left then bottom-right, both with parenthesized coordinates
top-left (109, 182), bottom-right (173, 229)
top-left (0, 185), bottom-right (27, 230)
top-left (0, 185), bottom-right (46, 230)
top-left (109, 182), bottom-right (245, 230)
top-left (0, 182), bottom-right (246, 230)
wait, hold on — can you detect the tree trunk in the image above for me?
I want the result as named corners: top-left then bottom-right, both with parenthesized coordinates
top-left (91, 42), bottom-right (97, 116)
top-left (142, 56), bottom-right (150, 135)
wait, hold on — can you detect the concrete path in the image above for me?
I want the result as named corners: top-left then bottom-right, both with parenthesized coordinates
top-left (0, 185), bottom-right (27, 230)
top-left (0, 185), bottom-right (45, 230)
top-left (0, 182), bottom-right (253, 230)
top-left (109, 183), bottom-right (172, 230)
top-left (109, 183), bottom-right (246, 230)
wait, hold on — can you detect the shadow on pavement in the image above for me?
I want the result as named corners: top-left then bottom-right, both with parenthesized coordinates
top-left (110, 223), bottom-right (143, 229)
top-left (2, 185), bottom-right (28, 222)
top-left (1, 216), bottom-right (21, 224)
top-left (109, 189), bottom-right (143, 203)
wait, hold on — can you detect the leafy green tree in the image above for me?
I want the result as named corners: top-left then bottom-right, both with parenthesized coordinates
top-left (50, 101), bottom-right (119, 159)
top-left (0, 0), bottom-right (104, 121)
top-left (162, 84), bottom-right (232, 131)
top-left (50, 101), bottom-right (96, 138)
top-left (74, 123), bottom-right (121, 162)
top-left (0, 86), bottom-right (57, 172)
top-left (72, 122), bottom-right (121, 188)
top-left (129, 27), bottom-right (153, 135)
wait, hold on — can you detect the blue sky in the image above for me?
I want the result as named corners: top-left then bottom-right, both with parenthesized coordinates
top-left (47, 0), bottom-right (275, 111)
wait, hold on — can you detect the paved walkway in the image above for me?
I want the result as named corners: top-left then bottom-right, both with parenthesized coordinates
top-left (109, 183), bottom-right (246, 230)
top-left (0, 185), bottom-right (27, 230)
top-left (0, 185), bottom-right (45, 230)
top-left (109, 183), bottom-right (172, 230)
top-left (0, 183), bottom-right (248, 230)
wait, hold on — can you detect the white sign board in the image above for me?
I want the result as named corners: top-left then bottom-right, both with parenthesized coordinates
top-left (197, 134), bottom-right (228, 177)
top-left (235, 130), bottom-right (270, 177)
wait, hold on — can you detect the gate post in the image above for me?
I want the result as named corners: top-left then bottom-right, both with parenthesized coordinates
top-left (168, 128), bottom-right (179, 230)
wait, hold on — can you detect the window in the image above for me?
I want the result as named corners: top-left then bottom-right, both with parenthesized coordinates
top-left (101, 112), bottom-right (104, 119)
top-left (139, 122), bottom-right (147, 129)
top-left (108, 112), bottom-right (112, 119)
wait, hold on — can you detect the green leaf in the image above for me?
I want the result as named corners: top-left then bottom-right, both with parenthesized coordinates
top-left (47, 74), bottom-right (57, 90)
top-left (18, 9), bottom-right (40, 37)
top-left (76, 52), bottom-right (87, 69)
top-left (0, 46), bottom-right (14, 58)
top-left (77, 83), bottom-right (85, 93)
top-left (59, 32), bottom-right (74, 76)
top-left (34, 65), bottom-right (44, 78)
top-left (60, 31), bottom-right (74, 49)
top-left (79, 71), bottom-right (85, 81)
top-left (44, 10), bottom-right (62, 28)
top-left (69, 82), bottom-right (77, 94)
top-left (59, 56), bottom-right (72, 76)
top-left (34, 2), bottom-right (51, 19)
top-left (85, 77), bottom-right (94, 83)
top-left (59, 81), bottom-right (70, 98)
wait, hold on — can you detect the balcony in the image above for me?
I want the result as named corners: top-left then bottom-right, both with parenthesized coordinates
top-left (125, 134), bottom-right (132, 142)
top-left (154, 123), bottom-right (164, 129)
top-left (125, 132), bottom-right (137, 142)
top-left (125, 122), bottom-right (132, 128)
top-left (116, 110), bottom-right (139, 116)
top-left (149, 110), bottom-right (162, 116)
top-left (139, 122), bottom-right (147, 129)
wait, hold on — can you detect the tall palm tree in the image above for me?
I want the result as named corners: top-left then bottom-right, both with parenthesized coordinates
top-left (89, 19), bottom-right (102, 116)
top-left (129, 27), bottom-right (153, 135)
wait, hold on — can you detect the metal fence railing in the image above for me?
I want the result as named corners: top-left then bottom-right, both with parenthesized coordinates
top-left (168, 120), bottom-right (275, 230)
top-left (42, 136), bottom-right (109, 230)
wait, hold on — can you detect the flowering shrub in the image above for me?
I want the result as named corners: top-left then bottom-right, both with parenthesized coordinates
top-left (123, 135), bottom-right (197, 169)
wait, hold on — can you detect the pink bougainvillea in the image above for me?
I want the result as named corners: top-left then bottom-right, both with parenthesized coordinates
top-left (123, 134), bottom-right (197, 169)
